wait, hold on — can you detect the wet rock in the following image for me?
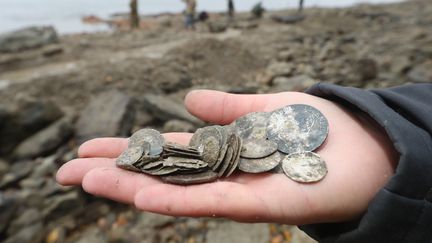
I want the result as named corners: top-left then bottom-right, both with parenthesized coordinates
top-left (266, 62), bottom-right (294, 79)
top-left (207, 21), bottom-right (228, 33)
top-left (0, 160), bottom-right (35, 189)
top-left (0, 100), bottom-right (63, 155)
top-left (233, 21), bottom-right (259, 29)
top-left (75, 90), bottom-right (135, 144)
top-left (356, 58), bottom-right (378, 81)
top-left (0, 159), bottom-right (9, 179)
top-left (163, 119), bottom-right (195, 133)
top-left (43, 191), bottom-right (82, 221)
top-left (143, 94), bottom-right (204, 126)
top-left (12, 116), bottom-right (73, 159)
top-left (271, 15), bottom-right (305, 24)
top-left (31, 155), bottom-right (57, 178)
top-left (7, 208), bottom-right (43, 235)
top-left (19, 177), bottom-right (45, 189)
top-left (75, 227), bottom-right (107, 243)
top-left (206, 220), bottom-right (270, 243)
top-left (270, 75), bottom-right (318, 92)
top-left (4, 222), bottom-right (44, 243)
top-left (0, 26), bottom-right (58, 53)
top-left (407, 61), bottom-right (432, 82)
top-left (151, 64), bottom-right (192, 93)
top-left (0, 193), bottom-right (19, 234)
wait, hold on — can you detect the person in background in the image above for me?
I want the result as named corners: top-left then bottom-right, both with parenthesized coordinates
top-left (183, 0), bottom-right (197, 30)
top-left (228, 0), bottom-right (235, 18)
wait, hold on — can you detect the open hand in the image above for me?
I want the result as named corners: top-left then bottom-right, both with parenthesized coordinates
top-left (56, 90), bottom-right (397, 225)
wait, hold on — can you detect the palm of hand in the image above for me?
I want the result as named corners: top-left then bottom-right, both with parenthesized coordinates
top-left (57, 90), bottom-right (396, 224)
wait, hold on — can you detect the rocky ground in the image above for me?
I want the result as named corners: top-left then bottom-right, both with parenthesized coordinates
top-left (0, 0), bottom-right (431, 242)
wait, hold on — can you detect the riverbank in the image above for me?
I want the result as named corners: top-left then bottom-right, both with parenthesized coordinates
top-left (0, 0), bottom-right (431, 242)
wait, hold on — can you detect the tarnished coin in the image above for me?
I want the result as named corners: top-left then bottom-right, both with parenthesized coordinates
top-left (116, 146), bottom-right (144, 172)
top-left (129, 128), bottom-right (165, 152)
top-left (233, 112), bottom-right (270, 139)
top-left (161, 170), bottom-right (218, 185)
top-left (281, 151), bottom-right (327, 183)
top-left (240, 138), bottom-right (278, 159)
top-left (163, 157), bottom-right (208, 169)
top-left (149, 166), bottom-right (179, 176)
top-left (239, 150), bottom-right (282, 173)
top-left (224, 135), bottom-right (242, 177)
top-left (267, 104), bottom-right (328, 154)
top-left (189, 126), bottom-right (223, 149)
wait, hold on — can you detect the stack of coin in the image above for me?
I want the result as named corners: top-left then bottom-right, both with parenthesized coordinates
top-left (116, 104), bottom-right (329, 185)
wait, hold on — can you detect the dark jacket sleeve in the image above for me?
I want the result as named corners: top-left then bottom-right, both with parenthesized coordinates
top-left (299, 83), bottom-right (432, 243)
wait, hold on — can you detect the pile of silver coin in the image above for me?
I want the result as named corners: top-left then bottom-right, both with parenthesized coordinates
top-left (116, 104), bottom-right (329, 185)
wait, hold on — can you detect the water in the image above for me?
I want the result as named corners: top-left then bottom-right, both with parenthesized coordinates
top-left (0, 0), bottom-right (403, 34)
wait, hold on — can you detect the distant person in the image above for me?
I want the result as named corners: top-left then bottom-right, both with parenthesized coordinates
top-left (182, 0), bottom-right (197, 30)
top-left (251, 2), bottom-right (265, 19)
top-left (228, 0), bottom-right (235, 18)
top-left (298, 0), bottom-right (304, 12)
top-left (198, 11), bottom-right (209, 22)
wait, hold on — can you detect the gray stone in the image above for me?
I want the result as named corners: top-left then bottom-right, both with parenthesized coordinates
top-left (163, 119), bottom-right (195, 133)
top-left (75, 90), bottom-right (135, 144)
top-left (356, 58), bottom-right (378, 81)
top-left (136, 212), bottom-right (175, 228)
top-left (0, 26), bottom-right (58, 53)
top-left (143, 94), bottom-right (204, 126)
top-left (43, 191), bottom-right (82, 221)
top-left (0, 159), bottom-right (9, 179)
top-left (74, 227), bottom-right (107, 243)
top-left (266, 62), bottom-right (294, 78)
top-left (0, 100), bottom-right (63, 155)
top-left (207, 21), bottom-right (228, 33)
top-left (0, 160), bottom-right (35, 189)
top-left (19, 177), bottom-right (45, 189)
top-left (0, 193), bottom-right (19, 234)
top-left (151, 64), bottom-right (192, 93)
top-left (4, 222), bottom-right (44, 243)
top-left (206, 221), bottom-right (270, 243)
top-left (12, 116), bottom-right (73, 159)
top-left (407, 61), bottom-right (432, 82)
top-left (31, 155), bottom-right (57, 178)
top-left (270, 75), bottom-right (318, 92)
top-left (7, 208), bottom-right (43, 235)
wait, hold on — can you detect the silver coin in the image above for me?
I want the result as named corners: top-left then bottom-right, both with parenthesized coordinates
top-left (267, 104), bottom-right (328, 154)
top-left (189, 126), bottom-right (223, 149)
top-left (217, 134), bottom-right (236, 177)
top-left (163, 157), bottom-right (208, 169)
top-left (238, 150), bottom-right (282, 173)
top-left (240, 138), bottom-right (278, 159)
top-left (161, 170), bottom-right (218, 185)
top-left (148, 166), bottom-right (179, 176)
top-left (116, 146), bottom-right (144, 172)
top-left (225, 136), bottom-right (242, 177)
top-left (233, 112), bottom-right (270, 140)
top-left (281, 151), bottom-right (327, 183)
top-left (129, 128), bottom-right (165, 152)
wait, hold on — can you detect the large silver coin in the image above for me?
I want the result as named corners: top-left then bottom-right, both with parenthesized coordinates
top-left (189, 126), bottom-right (223, 167)
top-left (281, 151), bottom-right (327, 183)
top-left (129, 128), bottom-right (165, 152)
top-left (240, 138), bottom-right (278, 159)
top-left (238, 151), bottom-right (282, 173)
top-left (116, 146), bottom-right (144, 172)
top-left (233, 112), bottom-right (270, 140)
top-left (267, 104), bottom-right (328, 154)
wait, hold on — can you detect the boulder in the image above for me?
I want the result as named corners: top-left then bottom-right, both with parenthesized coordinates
top-left (206, 221), bottom-right (270, 243)
top-left (0, 26), bottom-right (58, 53)
top-left (0, 100), bottom-right (63, 156)
top-left (407, 61), bottom-right (432, 82)
top-left (143, 95), bottom-right (204, 126)
top-left (75, 90), bottom-right (135, 144)
top-left (12, 116), bottom-right (73, 159)
top-left (270, 75), bottom-right (318, 92)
